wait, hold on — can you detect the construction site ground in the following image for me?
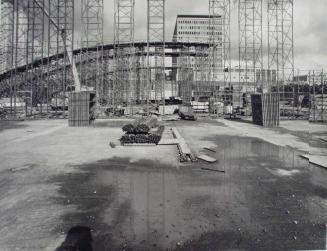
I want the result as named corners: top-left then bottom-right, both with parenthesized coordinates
top-left (0, 118), bottom-right (326, 250)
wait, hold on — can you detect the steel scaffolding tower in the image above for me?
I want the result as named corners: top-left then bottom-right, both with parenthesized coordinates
top-left (25, 0), bottom-right (43, 115)
top-left (81, 0), bottom-right (104, 102)
top-left (194, 46), bottom-right (209, 96)
top-left (268, 0), bottom-right (294, 90)
top-left (147, 0), bottom-right (165, 113)
top-left (238, 0), bottom-right (263, 92)
top-left (0, 0), bottom-right (14, 105)
top-left (48, 0), bottom-right (75, 114)
top-left (13, 0), bottom-right (29, 115)
top-left (178, 46), bottom-right (193, 103)
top-left (114, 0), bottom-right (135, 110)
top-left (209, 0), bottom-right (231, 102)
top-left (0, 0), bottom-right (11, 74)
top-left (209, 0), bottom-right (223, 83)
top-left (0, 0), bottom-right (75, 117)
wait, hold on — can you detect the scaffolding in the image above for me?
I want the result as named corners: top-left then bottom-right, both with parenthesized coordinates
top-left (0, 0), bottom-right (75, 117)
top-left (0, 0), bottom-right (325, 122)
top-left (268, 0), bottom-right (295, 118)
top-left (25, 0), bottom-right (44, 115)
top-left (147, 0), bottom-right (165, 113)
top-left (194, 46), bottom-right (210, 98)
top-left (268, 0), bottom-right (294, 88)
top-left (178, 46), bottom-right (193, 104)
top-left (209, 0), bottom-right (231, 104)
top-left (238, 0), bottom-right (263, 91)
top-left (113, 0), bottom-right (135, 112)
top-left (238, 0), bottom-right (263, 113)
top-left (309, 70), bottom-right (327, 122)
top-left (0, 0), bottom-right (13, 74)
top-left (1, 0), bottom-right (14, 113)
top-left (80, 0), bottom-right (104, 103)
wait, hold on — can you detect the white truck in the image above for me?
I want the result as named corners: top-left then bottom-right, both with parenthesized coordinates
top-left (191, 96), bottom-right (209, 113)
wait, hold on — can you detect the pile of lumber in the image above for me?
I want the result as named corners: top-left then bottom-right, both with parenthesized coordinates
top-left (120, 134), bottom-right (162, 144)
top-left (120, 117), bottom-right (164, 145)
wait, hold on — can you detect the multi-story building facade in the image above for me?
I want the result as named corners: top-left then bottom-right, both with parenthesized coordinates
top-left (173, 14), bottom-right (222, 43)
top-left (293, 72), bottom-right (327, 85)
top-left (172, 14), bottom-right (223, 89)
top-left (172, 15), bottom-right (276, 93)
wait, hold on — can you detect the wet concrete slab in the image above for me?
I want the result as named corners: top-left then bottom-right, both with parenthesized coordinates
top-left (0, 119), bottom-right (326, 250)
top-left (52, 137), bottom-right (326, 251)
top-left (0, 120), bottom-right (28, 132)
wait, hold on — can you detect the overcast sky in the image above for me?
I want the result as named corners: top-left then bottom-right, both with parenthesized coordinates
top-left (79, 0), bottom-right (327, 72)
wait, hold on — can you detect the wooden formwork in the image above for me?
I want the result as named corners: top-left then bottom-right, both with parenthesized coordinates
top-left (310, 94), bottom-right (327, 122)
top-left (68, 91), bottom-right (96, 127)
top-left (251, 93), bottom-right (280, 128)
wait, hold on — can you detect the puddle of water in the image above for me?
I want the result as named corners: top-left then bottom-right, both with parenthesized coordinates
top-left (53, 137), bottom-right (327, 251)
top-left (0, 121), bottom-right (28, 132)
top-left (266, 168), bottom-right (301, 177)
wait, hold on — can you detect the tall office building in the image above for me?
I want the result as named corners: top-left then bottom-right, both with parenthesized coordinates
top-left (173, 14), bottom-right (223, 84)
top-left (173, 14), bottom-right (222, 43)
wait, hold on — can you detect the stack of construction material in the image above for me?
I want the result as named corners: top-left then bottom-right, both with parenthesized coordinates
top-left (122, 117), bottom-right (158, 133)
top-left (251, 93), bottom-right (280, 127)
top-left (68, 91), bottom-right (96, 127)
top-left (0, 109), bottom-right (7, 119)
top-left (310, 94), bottom-right (327, 122)
top-left (178, 106), bottom-right (196, 121)
top-left (120, 117), bottom-right (164, 145)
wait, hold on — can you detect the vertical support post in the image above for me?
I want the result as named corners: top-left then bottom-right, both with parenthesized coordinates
top-left (114, 0), bottom-right (135, 114)
top-left (268, 0), bottom-right (294, 118)
top-left (209, 0), bottom-right (231, 104)
top-left (239, 0), bottom-right (263, 113)
top-left (147, 0), bottom-right (165, 115)
top-left (0, 0), bottom-right (14, 115)
top-left (81, 0), bottom-right (104, 105)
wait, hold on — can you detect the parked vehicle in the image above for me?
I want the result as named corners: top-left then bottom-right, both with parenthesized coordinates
top-left (191, 96), bottom-right (209, 113)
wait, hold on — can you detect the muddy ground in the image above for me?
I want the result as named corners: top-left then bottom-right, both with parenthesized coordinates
top-left (0, 119), bottom-right (326, 251)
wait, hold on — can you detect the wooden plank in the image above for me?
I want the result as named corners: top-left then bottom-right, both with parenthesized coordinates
top-left (309, 156), bottom-right (327, 169)
top-left (204, 147), bottom-right (216, 153)
top-left (172, 127), bottom-right (194, 161)
top-left (171, 127), bottom-right (183, 139)
top-left (256, 93), bottom-right (280, 128)
top-left (158, 139), bottom-right (179, 145)
top-left (123, 143), bottom-right (157, 147)
top-left (300, 154), bottom-right (327, 169)
top-left (198, 155), bottom-right (217, 163)
top-left (179, 142), bottom-right (192, 155)
top-left (201, 167), bottom-right (225, 173)
top-left (319, 137), bottom-right (327, 143)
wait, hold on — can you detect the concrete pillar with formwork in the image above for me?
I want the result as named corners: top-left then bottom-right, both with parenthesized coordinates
top-left (251, 93), bottom-right (280, 127)
top-left (310, 94), bottom-right (327, 122)
top-left (68, 91), bottom-right (96, 127)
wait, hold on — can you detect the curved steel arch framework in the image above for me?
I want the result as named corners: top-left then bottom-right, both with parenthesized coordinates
top-left (0, 0), bottom-right (325, 121)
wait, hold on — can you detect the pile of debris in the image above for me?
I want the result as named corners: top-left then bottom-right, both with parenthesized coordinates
top-left (178, 106), bottom-right (196, 121)
top-left (0, 109), bottom-right (7, 119)
top-left (120, 117), bottom-right (165, 145)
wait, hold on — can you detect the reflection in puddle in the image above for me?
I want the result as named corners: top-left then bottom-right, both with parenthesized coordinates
top-left (55, 136), bottom-right (326, 250)
top-left (266, 168), bottom-right (301, 177)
